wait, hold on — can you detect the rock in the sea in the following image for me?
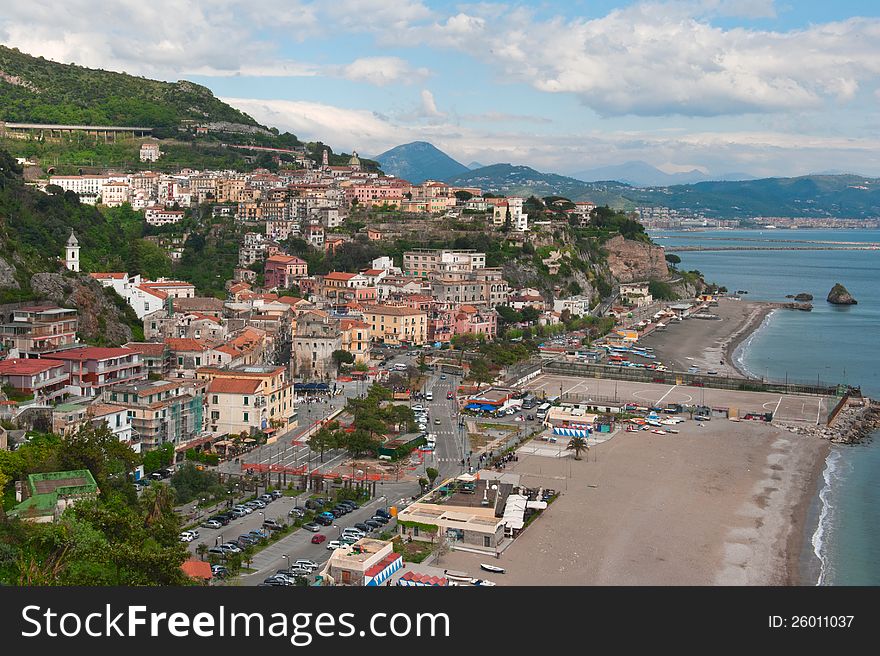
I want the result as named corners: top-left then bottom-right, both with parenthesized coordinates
top-left (794, 293), bottom-right (813, 302)
top-left (827, 283), bottom-right (857, 305)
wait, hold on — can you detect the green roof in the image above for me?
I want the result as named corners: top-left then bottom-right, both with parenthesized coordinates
top-left (9, 469), bottom-right (98, 519)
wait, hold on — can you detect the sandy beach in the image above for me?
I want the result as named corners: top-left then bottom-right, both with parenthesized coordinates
top-left (637, 298), bottom-right (776, 378)
top-left (440, 421), bottom-right (829, 585)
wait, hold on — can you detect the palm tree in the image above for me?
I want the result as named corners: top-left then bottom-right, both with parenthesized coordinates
top-left (567, 436), bottom-right (590, 461)
top-left (196, 543), bottom-right (209, 561)
top-left (141, 482), bottom-right (175, 527)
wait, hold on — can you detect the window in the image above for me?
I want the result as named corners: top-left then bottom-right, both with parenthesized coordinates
top-left (212, 395), bottom-right (218, 404)
top-left (243, 396), bottom-right (249, 406)
top-left (484, 536), bottom-right (492, 547)
top-left (243, 412), bottom-right (249, 422)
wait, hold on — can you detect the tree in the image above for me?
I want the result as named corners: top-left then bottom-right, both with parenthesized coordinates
top-left (196, 543), bottom-right (209, 561)
top-left (331, 349), bottom-right (355, 371)
top-left (307, 426), bottom-right (336, 463)
top-left (665, 253), bottom-right (681, 265)
top-left (417, 352), bottom-right (429, 373)
top-left (454, 190), bottom-right (473, 202)
top-left (425, 467), bottom-right (439, 486)
top-left (342, 429), bottom-right (380, 458)
top-left (467, 358), bottom-right (494, 385)
top-left (567, 436), bottom-right (590, 461)
top-left (418, 477), bottom-right (430, 490)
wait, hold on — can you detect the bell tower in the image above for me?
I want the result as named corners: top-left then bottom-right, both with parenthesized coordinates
top-left (65, 230), bottom-right (80, 272)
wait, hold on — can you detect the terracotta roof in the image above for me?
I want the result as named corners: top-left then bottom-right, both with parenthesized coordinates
top-left (340, 319), bottom-right (371, 330)
top-left (123, 342), bottom-right (166, 356)
top-left (266, 254), bottom-right (306, 265)
top-left (364, 304), bottom-right (425, 316)
top-left (44, 347), bottom-right (136, 362)
top-left (208, 378), bottom-right (261, 395)
top-left (361, 269), bottom-right (384, 276)
top-left (181, 559), bottom-right (213, 580)
top-left (137, 285), bottom-right (168, 300)
top-left (90, 272), bottom-right (127, 280)
top-left (324, 271), bottom-right (357, 281)
top-left (89, 403), bottom-right (125, 418)
top-left (0, 358), bottom-right (64, 375)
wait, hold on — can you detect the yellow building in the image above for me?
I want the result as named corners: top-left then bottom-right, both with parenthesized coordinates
top-left (197, 365), bottom-right (296, 439)
top-left (363, 305), bottom-right (427, 346)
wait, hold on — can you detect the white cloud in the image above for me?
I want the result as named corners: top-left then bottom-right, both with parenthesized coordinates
top-left (419, 90), bottom-right (445, 118)
top-left (337, 57), bottom-right (430, 86)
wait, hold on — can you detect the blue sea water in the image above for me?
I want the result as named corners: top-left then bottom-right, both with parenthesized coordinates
top-left (652, 228), bottom-right (880, 585)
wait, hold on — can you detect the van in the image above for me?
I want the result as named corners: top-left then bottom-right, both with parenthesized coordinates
top-left (425, 391), bottom-right (433, 401)
top-left (378, 455), bottom-right (392, 461)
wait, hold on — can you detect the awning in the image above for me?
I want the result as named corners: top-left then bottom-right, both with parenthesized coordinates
top-left (364, 554), bottom-right (402, 586)
top-left (553, 427), bottom-right (591, 437)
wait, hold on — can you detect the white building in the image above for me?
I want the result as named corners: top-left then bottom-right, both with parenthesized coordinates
top-left (65, 231), bottom-right (80, 272)
top-left (508, 197), bottom-right (529, 231)
top-left (145, 206), bottom-right (185, 226)
top-left (100, 181), bottom-right (131, 207)
top-left (553, 295), bottom-right (592, 317)
top-left (139, 143), bottom-right (161, 162)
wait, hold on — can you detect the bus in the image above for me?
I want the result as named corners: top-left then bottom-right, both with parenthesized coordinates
top-left (536, 403), bottom-right (552, 420)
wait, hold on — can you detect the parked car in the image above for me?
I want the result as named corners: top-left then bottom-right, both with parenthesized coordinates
top-left (371, 515), bottom-right (389, 525)
top-left (353, 522), bottom-right (371, 533)
top-left (364, 520), bottom-right (381, 530)
top-left (340, 535), bottom-right (359, 545)
top-left (258, 494), bottom-right (274, 503)
top-left (306, 498), bottom-right (326, 510)
top-left (262, 519), bottom-right (284, 531)
top-left (340, 500), bottom-right (359, 509)
top-left (294, 559), bottom-right (318, 571)
top-left (179, 530), bottom-right (199, 542)
top-left (229, 508), bottom-right (247, 519)
top-left (315, 515), bottom-right (333, 526)
top-left (237, 535), bottom-right (257, 546)
top-left (288, 507), bottom-right (306, 518)
top-left (310, 533), bottom-right (327, 544)
top-left (303, 522), bottom-right (322, 532)
top-left (375, 509), bottom-right (391, 519)
top-left (201, 519), bottom-right (222, 529)
top-left (248, 529), bottom-right (269, 540)
top-left (440, 374), bottom-right (447, 380)
top-left (208, 547), bottom-right (226, 557)
top-left (211, 565), bottom-right (229, 578)
top-left (326, 540), bottom-right (343, 550)
top-left (219, 543), bottom-right (242, 554)
top-left (434, 418), bottom-right (441, 425)
top-left (270, 490), bottom-right (283, 499)
top-left (246, 500), bottom-right (265, 509)
top-left (263, 575), bottom-right (291, 586)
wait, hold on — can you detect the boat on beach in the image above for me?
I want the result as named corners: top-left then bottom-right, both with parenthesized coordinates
top-left (470, 579), bottom-right (497, 586)
top-left (480, 563), bottom-right (505, 574)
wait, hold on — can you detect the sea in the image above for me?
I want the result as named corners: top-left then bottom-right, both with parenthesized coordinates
top-left (651, 228), bottom-right (880, 585)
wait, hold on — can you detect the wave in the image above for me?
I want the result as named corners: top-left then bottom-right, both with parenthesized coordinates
top-left (812, 448), bottom-right (843, 586)
top-left (732, 308), bottom-right (777, 379)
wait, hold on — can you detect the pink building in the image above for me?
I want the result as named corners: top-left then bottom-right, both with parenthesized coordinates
top-left (264, 255), bottom-right (308, 290)
top-left (453, 305), bottom-right (497, 341)
top-left (44, 347), bottom-right (145, 398)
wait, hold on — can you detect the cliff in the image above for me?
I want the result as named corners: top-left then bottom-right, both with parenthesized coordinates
top-left (29, 272), bottom-right (140, 345)
top-left (604, 235), bottom-right (670, 283)
top-left (827, 283), bottom-right (857, 305)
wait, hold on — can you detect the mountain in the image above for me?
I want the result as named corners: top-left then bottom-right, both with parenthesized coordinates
top-left (628, 175), bottom-right (880, 219)
top-left (374, 141), bottom-right (469, 183)
top-left (571, 161), bottom-right (754, 187)
top-left (467, 161), bottom-right (486, 170)
top-left (0, 45), bottom-right (266, 131)
top-left (446, 163), bottom-right (634, 206)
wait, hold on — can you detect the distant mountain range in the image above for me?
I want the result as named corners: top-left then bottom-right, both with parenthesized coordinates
top-left (373, 141), bottom-right (469, 183)
top-left (570, 160), bottom-right (755, 187)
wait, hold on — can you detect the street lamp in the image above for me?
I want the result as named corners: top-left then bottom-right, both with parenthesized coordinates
top-left (281, 554), bottom-right (290, 574)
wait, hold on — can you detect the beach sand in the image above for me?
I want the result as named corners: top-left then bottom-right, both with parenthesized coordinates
top-left (637, 298), bottom-right (775, 378)
top-left (439, 421), bottom-right (829, 586)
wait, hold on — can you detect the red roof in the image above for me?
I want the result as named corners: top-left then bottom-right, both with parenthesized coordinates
top-left (165, 338), bottom-right (207, 352)
top-left (266, 254), bottom-right (306, 265)
top-left (123, 342), bottom-right (166, 356)
top-left (181, 559), bottom-right (213, 580)
top-left (208, 378), bottom-right (261, 395)
top-left (44, 347), bottom-right (135, 362)
top-left (365, 553), bottom-right (402, 578)
top-left (90, 272), bottom-right (127, 280)
top-left (0, 358), bottom-right (64, 375)
top-left (324, 271), bottom-right (357, 281)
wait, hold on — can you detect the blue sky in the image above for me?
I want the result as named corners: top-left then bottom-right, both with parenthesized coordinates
top-left (2, 0), bottom-right (880, 177)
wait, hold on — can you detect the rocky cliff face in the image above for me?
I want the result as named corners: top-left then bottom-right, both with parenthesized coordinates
top-left (827, 283), bottom-right (857, 305)
top-left (604, 236), bottom-right (670, 283)
top-left (30, 272), bottom-right (136, 345)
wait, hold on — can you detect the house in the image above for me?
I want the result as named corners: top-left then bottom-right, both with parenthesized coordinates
top-left (100, 180), bottom-right (131, 207)
top-left (553, 295), bottom-right (592, 317)
top-left (140, 143), bottom-right (162, 162)
top-left (619, 282), bottom-right (653, 308)
top-left (0, 305), bottom-right (78, 357)
top-left (0, 358), bottom-right (68, 402)
top-left (264, 255), bottom-right (308, 290)
top-left (123, 342), bottom-right (169, 377)
top-left (292, 311), bottom-right (342, 379)
top-left (105, 378), bottom-right (207, 452)
top-left (198, 366), bottom-right (296, 438)
top-left (403, 249), bottom-right (486, 278)
top-left (363, 305), bottom-right (427, 346)
top-left (44, 347), bottom-right (145, 398)
top-left (453, 305), bottom-right (497, 341)
top-left (340, 319), bottom-right (371, 364)
top-left (9, 469), bottom-right (99, 523)
top-left (87, 403), bottom-right (135, 450)
top-left (319, 538), bottom-right (402, 587)
top-left (144, 206), bottom-right (185, 226)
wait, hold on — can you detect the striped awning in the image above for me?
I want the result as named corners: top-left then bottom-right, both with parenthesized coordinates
top-left (553, 427), bottom-right (591, 438)
top-left (364, 554), bottom-right (402, 586)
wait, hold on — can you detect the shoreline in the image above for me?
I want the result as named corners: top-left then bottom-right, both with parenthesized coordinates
top-left (723, 302), bottom-right (776, 379)
top-left (786, 439), bottom-right (831, 585)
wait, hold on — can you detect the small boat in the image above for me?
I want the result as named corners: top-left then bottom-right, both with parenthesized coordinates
top-left (470, 579), bottom-right (497, 586)
top-left (480, 563), bottom-right (505, 574)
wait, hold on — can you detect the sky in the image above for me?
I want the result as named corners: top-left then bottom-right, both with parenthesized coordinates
top-left (2, 0), bottom-right (880, 178)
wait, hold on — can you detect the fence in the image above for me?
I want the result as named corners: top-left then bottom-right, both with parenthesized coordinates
top-left (542, 359), bottom-right (843, 398)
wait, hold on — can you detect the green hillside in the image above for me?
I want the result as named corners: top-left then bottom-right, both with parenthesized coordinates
top-left (0, 45), bottom-right (259, 128)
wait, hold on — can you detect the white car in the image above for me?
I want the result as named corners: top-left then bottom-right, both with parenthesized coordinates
top-left (327, 540), bottom-right (344, 550)
top-left (411, 405), bottom-right (425, 412)
top-left (294, 559), bottom-right (318, 571)
top-left (179, 530), bottom-right (199, 542)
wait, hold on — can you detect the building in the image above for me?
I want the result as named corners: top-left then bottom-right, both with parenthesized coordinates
top-left (292, 311), bottom-right (342, 379)
top-left (0, 358), bottom-right (68, 402)
top-left (123, 342), bottom-right (170, 377)
top-left (339, 318), bottom-right (371, 364)
top-left (553, 295), bottom-right (592, 317)
top-left (396, 475), bottom-right (510, 549)
top-left (320, 538), bottom-right (402, 586)
top-left (619, 282), bottom-right (653, 308)
top-left (363, 305), bottom-right (427, 346)
top-left (105, 378), bottom-right (206, 451)
top-left (145, 206), bottom-right (185, 226)
top-left (100, 180), bottom-right (131, 207)
top-left (139, 142), bottom-right (161, 162)
top-left (264, 255), bottom-right (308, 290)
top-left (44, 347), bottom-right (145, 398)
top-left (0, 305), bottom-right (79, 357)
top-left (9, 470), bottom-right (99, 523)
top-left (403, 249), bottom-right (486, 278)
top-left (198, 366), bottom-right (296, 437)
top-left (65, 231), bottom-right (80, 272)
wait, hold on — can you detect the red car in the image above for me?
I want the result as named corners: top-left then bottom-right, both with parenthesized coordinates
top-left (311, 534), bottom-right (326, 544)
top-left (447, 392), bottom-right (454, 400)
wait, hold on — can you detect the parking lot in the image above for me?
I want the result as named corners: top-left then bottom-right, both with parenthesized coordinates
top-left (523, 373), bottom-right (830, 424)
